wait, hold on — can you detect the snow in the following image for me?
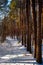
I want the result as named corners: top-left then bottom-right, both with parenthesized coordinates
top-left (0, 36), bottom-right (43, 65)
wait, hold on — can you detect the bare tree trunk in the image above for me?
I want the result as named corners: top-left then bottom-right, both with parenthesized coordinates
top-left (20, 0), bottom-right (23, 45)
top-left (23, 0), bottom-right (26, 47)
top-left (32, 0), bottom-right (37, 58)
top-left (36, 0), bottom-right (42, 63)
top-left (21, 0), bottom-right (26, 46)
top-left (22, 7), bottom-right (24, 45)
top-left (26, 0), bottom-right (32, 53)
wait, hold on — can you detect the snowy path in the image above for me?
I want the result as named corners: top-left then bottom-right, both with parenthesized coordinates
top-left (0, 36), bottom-right (43, 65)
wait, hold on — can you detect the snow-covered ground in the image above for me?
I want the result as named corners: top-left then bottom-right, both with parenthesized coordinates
top-left (0, 36), bottom-right (43, 65)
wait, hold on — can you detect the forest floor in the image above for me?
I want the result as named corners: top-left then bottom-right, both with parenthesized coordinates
top-left (0, 36), bottom-right (43, 65)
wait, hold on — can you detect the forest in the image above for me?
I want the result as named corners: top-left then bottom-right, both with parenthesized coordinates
top-left (0, 0), bottom-right (43, 64)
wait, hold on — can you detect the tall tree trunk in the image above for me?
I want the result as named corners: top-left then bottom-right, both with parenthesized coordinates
top-left (36, 0), bottom-right (42, 63)
top-left (20, 0), bottom-right (23, 45)
top-left (26, 0), bottom-right (32, 53)
top-left (21, 0), bottom-right (26, 46)
top-left (32, 0), bottom-right (37, 58)
top-left (23, 0), bottom-right (26, 47)
top-left (22, 5), bottom-right (24, 45)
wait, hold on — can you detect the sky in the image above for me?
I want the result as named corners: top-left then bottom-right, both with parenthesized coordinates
top-left (0, 0), bottom-right (11, 20)
top-left (7, 0), bottom-right (11, 6)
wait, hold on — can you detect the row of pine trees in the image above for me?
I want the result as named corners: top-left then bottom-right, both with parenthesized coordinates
top-left (0, 0), bottom-right (43, 64)
top-left (20, 0), bottom-right (42, 64)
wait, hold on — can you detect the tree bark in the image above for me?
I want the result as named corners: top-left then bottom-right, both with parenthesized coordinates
top-left (32, 0), bottom-right (37, 58)
top-left (20, 0), bottom-right (24, 45)
top-left (36, 0), bottom-right (42, 63)
top-left (26, 0), bottom-right (32, 53)
top-left (23, 0), bottom-right (26, 47)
